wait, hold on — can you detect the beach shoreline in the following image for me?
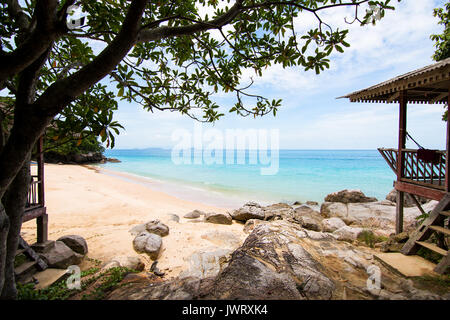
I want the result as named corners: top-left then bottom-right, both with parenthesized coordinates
top-left (93, 164), bottom-right (251, 209)
top-left (22, 164), bottom-right (248, 279)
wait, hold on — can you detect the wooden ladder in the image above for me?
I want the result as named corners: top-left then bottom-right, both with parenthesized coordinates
top-left (401, 194), bottom-right (450, 274)
top-left (14, 237), bottom-right (48, 283)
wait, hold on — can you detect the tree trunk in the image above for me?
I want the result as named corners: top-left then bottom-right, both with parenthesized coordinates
top-left (0, 156), bottom-right (30, 299)
top-left (0, 202), bottom-right (10, 296)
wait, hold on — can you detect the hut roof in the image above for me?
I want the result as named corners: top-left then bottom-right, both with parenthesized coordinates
top-left (340, 57), bottom-right (450, 104)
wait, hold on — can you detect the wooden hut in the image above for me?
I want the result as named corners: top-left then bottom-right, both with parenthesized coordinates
top-left (25, 136), bottom-right (48, 244)
top-left (1, 103), bottom-right (48, 278)
top-left (341, 57), bottom-right (450, 274)
top-left (15, 136), bottom-right (49, 279)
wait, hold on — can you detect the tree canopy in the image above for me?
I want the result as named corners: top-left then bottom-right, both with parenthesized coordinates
top-left (431, 1), bottom-right (450, 62)
top-left (430, 1), bottom-right (450, 121)
top-left (0, 1), bottom-right (397, 135)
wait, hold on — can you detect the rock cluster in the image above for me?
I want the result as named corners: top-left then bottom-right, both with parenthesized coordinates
top-left (204, 212), bottom-right (232, 225)
top-left (37, 235), bottom-right (88, 269)
top-left (133, 232), bottom-right (163, 260)
top-left (112, 189), bottom-right (443, 300)
top-left (229, 202), bottom-right (265, 221)
top-left (44, 151), bottom-right (121, 164)
top-left (324, 189), bottom-right (378, 204)
top-left (108, 220), bottom-right (443, 300)
top-left (320, 198), bottom-right (438, 235)
top-left (131, 219), bottom-right (169, 260)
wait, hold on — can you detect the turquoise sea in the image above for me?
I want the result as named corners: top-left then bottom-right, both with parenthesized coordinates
top-left (100, 149), bottom-right (395, 207)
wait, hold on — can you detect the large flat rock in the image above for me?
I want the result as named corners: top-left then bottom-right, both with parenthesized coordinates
top-left (34, 268), bottom-right (68, 290)
top-left (374, 253), bottom-right (438, 277)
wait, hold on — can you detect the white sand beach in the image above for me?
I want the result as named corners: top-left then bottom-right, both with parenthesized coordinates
top-left (21, 164), bottom-right (247, 278)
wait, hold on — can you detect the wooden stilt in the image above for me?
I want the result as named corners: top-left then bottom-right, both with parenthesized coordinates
top-left (410, 194), bottom-right (427, 216)
top-left (395, 90), bottom-right (407, 234)
top-left (396, 191), bottom-right (404, 234)
top-left (446, 89), bottom-right (450, 192)
top-left (36, 135), bottom-right (47, 244)
top-left (36, 212), bottom-right (48, 244)
top-left (37, 135), bottom-right (45, 206)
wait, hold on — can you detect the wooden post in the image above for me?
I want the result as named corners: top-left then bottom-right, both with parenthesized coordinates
top-left (396, 90), bottom-right (407, 234)
top-left (37, 213), bottom-right (48, 243)
top-left (37, 135), bottom-right (45, 206)
top-left (36, 135), bottom-right (47, 243)
top-left (446, 88), bottom-right (450, 192)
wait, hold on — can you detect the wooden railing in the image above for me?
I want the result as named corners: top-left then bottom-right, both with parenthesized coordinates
top-left (25, 175), bottom-right (43, 211)
top-left (378, 148), bottom-right (446, 189)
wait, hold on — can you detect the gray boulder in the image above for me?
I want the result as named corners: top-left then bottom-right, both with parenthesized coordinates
top-left (102, 255), bottom-right (145, 272)
top-left (145, 219), bottom-right (169, 237)
top-left (179, 248), bottom-right (233, 279)
top-left (184, 210), bottom-right (204, 219)
top-left (133, 232), bottom-right (162, 260)
top-left (321, 200), bottom-right (438, 235)
top-left (292, 206), bottom-right (323, 231)
top-left (262, 203), bottom-right (294, 221)
top-left (39, 241), bottom-right (83, 269)
top-left (204, 212), bottom-right (232, 225)
top-left (129, 224), bottom-right (147, 236)
top-left (208, 222), bottom-right (336, 299)
top-left (167, 213), bottom-right (180, 223)
top-left (332, 226), bottom-right (366, 242)
top-left (57, 235), bottom-right (88, 255)
top-left (230, 203), bottom-right (265, 222)
top-left (324, 189), bottom-right (377, 204)
top-left (322, 217), bottom-right (347, 233)
top-left (243, 219), bottom-right (265, 234)
top-left (385, 189), bottom-right (429, 207)
top-left (244, 201), bottom-right (261, 208)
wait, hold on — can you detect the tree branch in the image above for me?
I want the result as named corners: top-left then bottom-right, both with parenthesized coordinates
top-left (5, 0), bottom-right (31, 31)
top-left (32, 0), bottom-right (148, 117)
top-left (137, 0), bottom-right (244, 42)
top-left (0, 0), bottom-right (64, 85)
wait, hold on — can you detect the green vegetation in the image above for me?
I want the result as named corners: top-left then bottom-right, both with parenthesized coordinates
top-left (44, 134), bottom-right (105, 156)
top-left (357, 231), bottom-right (388, 248)
top-left (414, 211), bottom-right (448, 264)
top-left (415, 211), bottom-right (431, 225)
top-left (414, 274), bottom-right (450, 294)
top-left (17, 266), bottom-right (137, 300)
top-left (81, 267), bottom-right (135, 300)
top-left (431, 2), bottom-right (450, 62)
top-left (13, 254), bottom-right (27, 269)
top-left (416, 247), bottom-right (442, 265)
top-left (430, 2), bottom-right (450, 121)
top-left (417, 274), bottom-right (450, 288)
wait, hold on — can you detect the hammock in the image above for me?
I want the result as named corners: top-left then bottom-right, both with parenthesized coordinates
top-left (406, 132), bottom-right (441, 165)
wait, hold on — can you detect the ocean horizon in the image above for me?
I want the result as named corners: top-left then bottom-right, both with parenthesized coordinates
top-left (100, 148), bottom-right (396, 208)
